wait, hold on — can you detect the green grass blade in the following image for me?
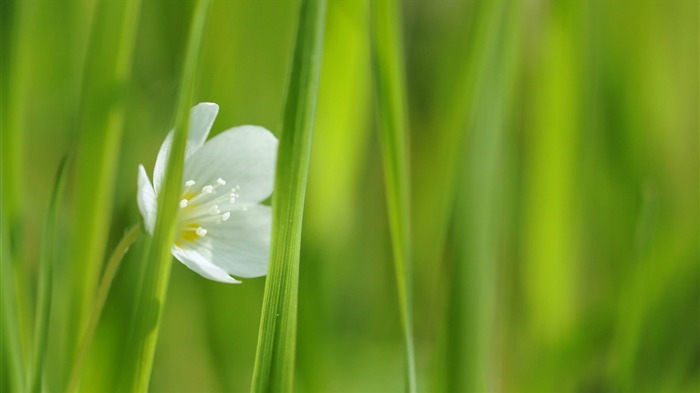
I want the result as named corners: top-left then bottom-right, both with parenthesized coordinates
top-left (250, 0), bottom-right (326, 391)
top-left (369, 1), bottom-right (416, 391)
top-left (0, 184), bottom-right (23, 393)
top-left (29, 154), bottom-right (72, 393)
top-left (68, 0), bottom-right (141, 361)
top-left (1, 3), bottom-right (38, 385)
top-left (119, 1), bottom-right (211, 391)
top-left (446, 3), bottom-right (521, 391)
top-left (67, 225), bottom-right (142, 393)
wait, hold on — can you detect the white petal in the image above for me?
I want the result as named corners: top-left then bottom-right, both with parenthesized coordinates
top-left (203, 204), bottom-right (272, 278)
top-left (154, 103), bottom-right (219, 193)
top-left (172, 246), bottom-right (241, 284)
top-left (184, 125), bottom-right (278, 204)
top-left (137, 164), bottom-right (157, 234)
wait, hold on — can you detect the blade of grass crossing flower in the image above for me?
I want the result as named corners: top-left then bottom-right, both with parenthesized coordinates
top-left (68, 0), bottom-right (141, 366)
top-left (370, 1), bottom-right (416, 392)
top-left (29, 154), bottom-right (72, 393)
top-left (118, 1), bottom-right (210, 391)
top-left (251, 0), bottom-right (326, 391)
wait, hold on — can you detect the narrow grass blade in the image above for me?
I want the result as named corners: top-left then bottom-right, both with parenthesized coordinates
top-left (445, 3), bottom-right (521, 391)
top-left (251, 0), bottom-right (326, 391)
top-left (29, 154), bottom-right (72, 393)
top-left (369, 1), bottom-right (416, 391)
top-left (68, 0), bottom-right (141, 361)
top-left (0, 186), bottom-right (23, 393)
top-left (1, 3), bottom-right (38, 385)
top-left (119, 1), bottom-right (211, 391)
top-left (67, 225), bottom-right (142, 393)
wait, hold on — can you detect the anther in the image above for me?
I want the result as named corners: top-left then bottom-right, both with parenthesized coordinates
top-left (196, 227), bottom-right (208, 237)
top-left (209, 205), bottom-right (220, 215)
top-left (202, 185), bottom-right (214, 194)
top-left (179, 199), bottom-right (189, 208)
top-left (185, 180), bottom-right (195, 187)
top-left (216, 178), bottom-right (226, 186)
top-left (222, 212), bottom-right (231, 222)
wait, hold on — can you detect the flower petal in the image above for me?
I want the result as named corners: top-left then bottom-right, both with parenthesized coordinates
top-left (137, 164), bottom-right (157, 234)
top-left (195, 204), bottom-right (271, 278)
top-left (154, 103), bottom-right (219, 193)
top-left (172, 246), bottom-right (241, 284)
top-left (183, 125), bottom-right (278, 204)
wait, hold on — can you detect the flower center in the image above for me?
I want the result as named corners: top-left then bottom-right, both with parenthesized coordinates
top-left (175, 177), bottom-right (240, 246)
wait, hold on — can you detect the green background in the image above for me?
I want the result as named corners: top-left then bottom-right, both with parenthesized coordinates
top-left (2, 0), bottom-right (698, 392)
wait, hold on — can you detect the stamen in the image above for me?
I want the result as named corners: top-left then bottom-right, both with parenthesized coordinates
top-left (216, 178), bottom-right (226, 186)
top-left (202, 185), bottom-right (214, 194)
top-left (196, 227), bottom-right (207, 237)
top-left (179, 199), bottom-right (189, 208)
top-left (185, 180), bottom-right (195, 187)
top-left (209, 205), bottom-right (220, 215)
top-left (222, 212), bottom-right (231, 221)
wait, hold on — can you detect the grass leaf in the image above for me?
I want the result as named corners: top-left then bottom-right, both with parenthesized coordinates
top-left (118, 1), bottom-right (211, 391)
top-left (68, 0), bottom-right (141, 362)
top-left (250, 0), bottom-right (326, 391)
top-left (369, 1), bottom-right (416, 391)
top-left (29, 153), bottom-right (72, 393)
top-left (445, 3), bottom-right (521, 391)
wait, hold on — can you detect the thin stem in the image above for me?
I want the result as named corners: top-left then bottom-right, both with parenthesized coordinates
top-left (67, 225), bottom-right (143, 393)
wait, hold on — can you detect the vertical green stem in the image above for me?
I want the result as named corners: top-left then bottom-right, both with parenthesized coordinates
top-left (446, 3), bottom-right (521, 391)
top-left (29, 154), bottom-right (72, 393)
top-left (1, 3), bottom-right (37, 388)
top-left (119, 1), bottom-right (210, 391)
top-left (67, 225), bottom-right (142, 393)
top-left (251, 0), bottom-right (326, 391)
top-left (69, 0), bottom-right (141, 364)
top-left (369, 1), bottom-right (416, 392)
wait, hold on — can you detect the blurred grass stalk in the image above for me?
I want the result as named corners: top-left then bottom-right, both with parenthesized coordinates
top-left (29, 154), bottom-right (72, 393)
top-left (118, 1), bottom-right (210, 391)
top-left (369, 0), bottom-right (416, 392)
top-left (298, 0), bottom-right (371, 390)
top-left (1, 2), bottom-right (37, 389)
top-left (523, 4), bottom-right (580, 391)
top-left (251, 0), bottom-right (326, 391)
top-left (68, 0), bottom-right (141, 383)
top-left (441, 2), bottom-right (520, 391)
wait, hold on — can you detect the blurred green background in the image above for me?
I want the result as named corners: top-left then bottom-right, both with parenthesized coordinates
top-left (1, 0), bottom-right (698, 392)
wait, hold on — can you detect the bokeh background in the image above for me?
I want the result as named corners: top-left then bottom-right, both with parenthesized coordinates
top-left (2, 0), bottom-right (698, 392)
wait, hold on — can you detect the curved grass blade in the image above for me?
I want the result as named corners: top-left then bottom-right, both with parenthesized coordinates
top-left (29, 153), bottom-right (72, 393)
top-left (250, 0), bottom-right (326, 391)
top-left (118, 1), bottom-right (211, 391)
top-left (369, 1), bottom-right (416, 391)
top-left (68, 0), bottom-right (141, 364)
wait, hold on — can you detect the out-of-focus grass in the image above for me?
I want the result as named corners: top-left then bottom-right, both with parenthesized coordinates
top-left (370, 0), bottom-right (416, 391)
top-left (1, 0), bottom-right (698, 392)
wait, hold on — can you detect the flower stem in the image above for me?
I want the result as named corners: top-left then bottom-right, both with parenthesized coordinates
top-left (66, 225), bottom-right (143, 393)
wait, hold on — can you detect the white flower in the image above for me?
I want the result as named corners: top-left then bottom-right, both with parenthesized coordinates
top-left (136, 103), bottom-right (278, 283)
